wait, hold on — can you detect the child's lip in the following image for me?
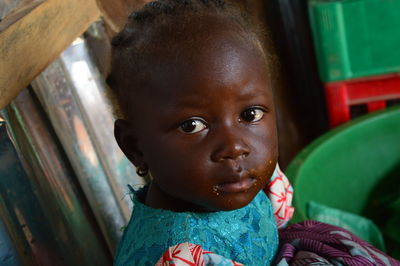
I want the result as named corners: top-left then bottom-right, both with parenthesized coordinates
top-left (216, 177), bottom-right (256, 193)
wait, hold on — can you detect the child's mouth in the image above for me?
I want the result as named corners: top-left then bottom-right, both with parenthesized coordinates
top-left (216, 177), bottom-right (256, 193)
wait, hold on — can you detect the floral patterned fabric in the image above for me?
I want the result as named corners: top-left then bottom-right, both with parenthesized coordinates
top-left (155, 242), bottom-right (243, 266)
top-left (265, 164), bottom-right (294, 228)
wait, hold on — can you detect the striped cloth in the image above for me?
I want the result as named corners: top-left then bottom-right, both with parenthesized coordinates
top-left (275, 220), bottom-right (400, 266)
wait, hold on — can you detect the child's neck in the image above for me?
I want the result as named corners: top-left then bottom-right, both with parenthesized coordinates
top-left (145, 182), bottom-right (213, 213)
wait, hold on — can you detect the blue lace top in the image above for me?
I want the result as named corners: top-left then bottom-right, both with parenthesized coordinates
top-left (114, 188), bottom-right (278, 266)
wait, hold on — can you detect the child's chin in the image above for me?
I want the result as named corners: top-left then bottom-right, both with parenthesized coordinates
top-left (208, 190), bottom-right (259, 211)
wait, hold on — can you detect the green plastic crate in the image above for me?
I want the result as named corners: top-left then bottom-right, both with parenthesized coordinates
top-left (309, 0), bottom-right (400, 82)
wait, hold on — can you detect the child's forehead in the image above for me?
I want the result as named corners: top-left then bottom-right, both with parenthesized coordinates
top-left (147, 22), bottom-right (266, 77)
top-left (120, 22), bottom-right (263, 86)
top-left (137, 46), bottom-right (270, 112)
top-left (148, 36), bottom-right (267, 91)
top-left (116, 14), bottom-right (269, 120)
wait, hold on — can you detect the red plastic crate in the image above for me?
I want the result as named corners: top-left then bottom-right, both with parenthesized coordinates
top-left (325, 74), bottom-right (400, 127)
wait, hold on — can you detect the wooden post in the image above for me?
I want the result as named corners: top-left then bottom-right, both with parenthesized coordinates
top-left (0, 0), bottom-right (100, 109)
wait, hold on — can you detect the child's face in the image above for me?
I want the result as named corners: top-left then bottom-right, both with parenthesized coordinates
top-left (117, 32), bottom-right (278, 212)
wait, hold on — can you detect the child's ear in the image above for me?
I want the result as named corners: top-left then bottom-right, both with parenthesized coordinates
top-left (114, 119), bottom-right (144, 168)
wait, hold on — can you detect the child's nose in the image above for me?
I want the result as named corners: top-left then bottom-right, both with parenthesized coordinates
top-left (210, 128), bottom-right (250, 162)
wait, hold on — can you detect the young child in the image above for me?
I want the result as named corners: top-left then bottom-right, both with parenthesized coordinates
top-left (107, 1), bottom-right (400, 265)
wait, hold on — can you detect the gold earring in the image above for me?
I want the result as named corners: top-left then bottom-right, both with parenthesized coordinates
top-left (136, 165), bottom-right (148, 177)
top-left (212, 186), bottom-right (220, 196)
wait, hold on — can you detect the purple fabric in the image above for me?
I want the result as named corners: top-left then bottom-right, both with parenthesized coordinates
top-left (275, 220), bottom-right (400, 266)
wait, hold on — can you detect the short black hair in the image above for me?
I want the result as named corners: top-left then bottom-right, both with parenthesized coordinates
top-left (107, 0), bottom-right (265, 119)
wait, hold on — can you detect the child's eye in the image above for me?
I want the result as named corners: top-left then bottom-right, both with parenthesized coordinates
top-left (240, 107), bottom-right (265, 123)
top-left (178, 119), bottom-right (207, 134)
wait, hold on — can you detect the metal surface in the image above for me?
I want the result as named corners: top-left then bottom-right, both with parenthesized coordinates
top-left (1, 89), bottom-right (112, 265)
top-left (0, 118), bottom-right (44, 266)
top-left (62, 37), bottom-right (142, 220)
top-left (0, 123), bottom-right (22, 266)
top-left (0, 210), bottom-right (22, 266)
top-left (31, 36), bottom-right (145, 254)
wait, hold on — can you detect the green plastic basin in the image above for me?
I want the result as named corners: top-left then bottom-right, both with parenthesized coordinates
top-left (286, 107), bottom-right (400, 222)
